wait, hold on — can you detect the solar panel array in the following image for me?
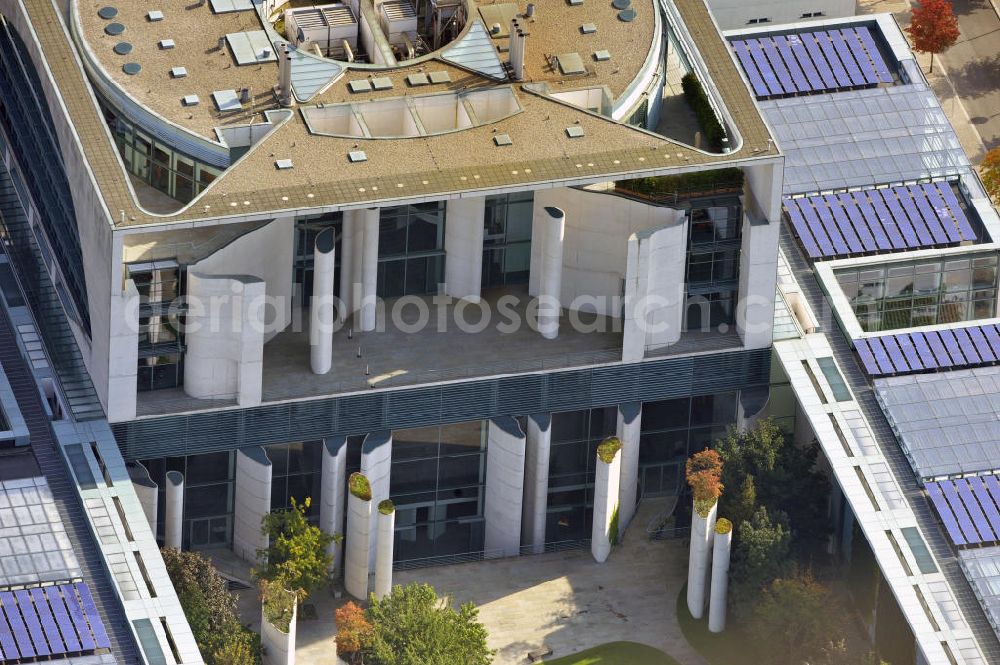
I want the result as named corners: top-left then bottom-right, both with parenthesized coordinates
top-left (731, 26), bottom-right (893, 100)
top-left (0, 582), bottom-right (110, 662)
top-left (784, 181), bottom-right (976, 260)
top-left (925, 476), bottom-right (1000, 547)
top-left (856, 324), bottom-right (1000, 378)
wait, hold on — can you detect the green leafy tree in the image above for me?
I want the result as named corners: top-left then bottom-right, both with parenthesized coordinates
top-left (729, 474), bottom-right (758, 532)
top-left (161, 548), bottom-right (261, 665)
top-left (748, 573), bottom-right (849, 665)
top-left (362, 583), bottom-right (494, 665)
top-left (255, 497), bottom-right (337, 600)
top-left (730, 506), bottom-right (792, 616)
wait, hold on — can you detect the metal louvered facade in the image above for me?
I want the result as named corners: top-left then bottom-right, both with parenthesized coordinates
top-left (111, 347), bottom-right (770, 459)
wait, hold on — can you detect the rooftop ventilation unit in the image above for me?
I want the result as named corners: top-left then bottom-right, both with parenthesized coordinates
top-left (430, 0), bottom-right (465, 49)
top-left (379, 0), bottom-right (418, 56)
top-left (284, 3), bottom-right (358, 60)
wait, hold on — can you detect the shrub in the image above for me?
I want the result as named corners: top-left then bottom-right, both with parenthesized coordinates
top-left (378, 499), bottom-right (395, 515)
top-left (686, 448), bottom-right (724, 514)
top-left (255, 497), bottom-right (336, 600)
top-left (681, 72), bottom-right (726, 151)
top-left (260, 580), bottom-right (297, 633)
top-left (616, 168), bottom-right (743, 199)
top-left (715, 517), bottom-right (733, 535)
top-left (596, 436), bottom-right (622, 464)
top-left (349, 472), bottom-right (372, 501)
top-left (335, 601), bottom-right (373, 663)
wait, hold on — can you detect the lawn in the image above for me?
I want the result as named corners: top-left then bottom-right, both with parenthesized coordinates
top-left (675, 586), bottom-right (762, 665)
top-left (542, 641), bottom-right (682, 665)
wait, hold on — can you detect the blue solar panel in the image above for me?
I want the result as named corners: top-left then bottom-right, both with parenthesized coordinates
top-left (802, 198), bottom-right (848, 254)
top-left (867, 337), bottom-right (896, 374)
top-left (785, 199), bottom-right (823, 258)
top-left (784, 33), bottom-right (824, 90)
top-left (75, 583), bottom-right (111, 650)
top-left (0, 594), bottom-right (18, 660)
top-left (759, 38), bottom-right (797, 94)
top-left (747, 40), bottom-right (783, 96)
top-left (982, 324), bottom-right (1000, 358)
top-left (733, 40), bottom-right (770, 98)
top-left (816, 33), bottom-right (852, 87)
top-left (839, 29), bottom-right (880, 85)
top-left (940, 479), bottom-right (981, 543)
top-left (839, 193), bottom-right (886, 251)
top-left (910, 333), bottom-right (939, 369)
top-left (47, 588), bottom-right (81, 653)
top-left (969, 477), bottom-right (1000, 538)
top-left (772, 36), bottom-right (811, 93)
top-left (826, 194), bottom-right (875, 252)
top-left (956, 479), bottom-right (996, 542)
top-left (800, 34), bottom-right (839, 89)
top-left (968, 326), bottom-right (996, 362)
top-left (817, 195), bottom-right (864, 253)
top-left (879, 338), bottom-right (909, 373)
top-left (935, 181), bottom-right (979, 241)
top-left (0, 592), bottom-right (33, 659)
top-left (829, 29), bottom-right (866, 86)
top-left (872, 189), bottom-right (920, 248)
top-left (857, 193), bottom-right (905, 250)
top-left (60, 585), bottom-right (96, 652)
top-left (953, 328), bottom-right (982, 364)
top-left (892, 186), bottom-right (934, 246)
top-left (31, 587), bottom-right (66, 654)
top-left (14, 589), bottom-right (50, 657)
top-left (934, 330), bottom-right (966, 365)
top-left (854, 339), bottom-right (882, 376)
top-left (854, 26), bottom-right (894, 83)
top-left (911, 185), bottom-right (958, 243)
top-left (923, 332), bottom-right (952, 367)
top-left (927, 481), bottom-right (966, 545)
top-left (986, 476), bottom-right (1000, 522)
top-left (895, 334), bottom-right (924, 370)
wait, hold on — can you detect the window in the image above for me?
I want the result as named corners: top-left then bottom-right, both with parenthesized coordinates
top-left (483, 192), bottom-right (533, 288)
top-left (267, 441), bottom-right (323, 521)
top-left (377, 202), bottom-right (446, 298)
top-left (685, 197), bottom-right (743, 331)
top-left (128, 261), bottom-right (185, 391)
top-left (747, 18), bottom-right (770, 24)
top-left (140, 452), bottom-right (235, 549)
top-left (800, 11), bottom-right (825, 18)
top-left (835, 254), bottom-right (999, 332)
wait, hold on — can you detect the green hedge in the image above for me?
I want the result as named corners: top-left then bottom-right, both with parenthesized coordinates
top-left (378, 499), bottom-right (395, 515)
top-left (597, 437), bottom-right (623, 464)
top-left (681, 72), bottom-right (726, 151)
top-left (617, 167), bottom-right (743, 199)
top-left (349, 472), bottom-right (372, 501)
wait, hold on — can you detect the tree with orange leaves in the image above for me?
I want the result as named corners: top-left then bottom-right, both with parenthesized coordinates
top-left (335, 601), bottom-right (372, 664)
top-left (906, 0), bottom-right (960, 73)
top-left (686, 448), bottom-right (724, 514)
top-left (982, 147), bottom-right (1000, 205)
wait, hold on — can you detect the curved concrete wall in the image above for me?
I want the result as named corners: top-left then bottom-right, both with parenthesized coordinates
top-left (234, 446), bottom-right (273, 563)
top-left (444, 197), bottom-right (485, 301)
top-left (164, 470), bottom-right (184, 549)
top-left (344, 491), bottom-right (373, 600)
top-left (521, 413), bottom-right (551, 554)
top-left (686, 499), bottom-right (717, 619)
top-left (261, 601), bottom-right (297, 665)
top-left (320, 437), bottom-right (348, 574)
top-left (361, 431), bottom-right (392, 568)
top-left (536, 207), bottom-right (565, 340)
top-left (484, 417), bottom-right (526, 557)
top-left (616, 402), bottom-right (642, 537)
top-left (591, 449), bottom-right (621, 563)
top-left (709, 527), bottom-right (732, 633)
top-left (126, 461), bottom-right (158, 535)
top-left (374, 508), bottom-right (395, 600)
top-left (183, 273), bottom-right (266, 404)
top-left (310, 228), bottom-right (336, 374)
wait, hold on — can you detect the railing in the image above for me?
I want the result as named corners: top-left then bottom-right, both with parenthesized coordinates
top-left (393, 549), bottom-right (503, 571)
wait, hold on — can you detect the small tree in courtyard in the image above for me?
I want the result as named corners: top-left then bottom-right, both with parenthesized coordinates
top-left (686, 448), bottom-right (724, 516)
top-left (335, 601), bottom-right (372, 664)
top-left (906, 0), bottom-right (960, 73)
top-left (255, 497), bottom-right (338, 601)
top-left (982, 147), bottom-right (1000, 204)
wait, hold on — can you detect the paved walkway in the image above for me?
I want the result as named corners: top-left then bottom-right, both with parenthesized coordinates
top-left (397, 499), bottom-right (706, 665)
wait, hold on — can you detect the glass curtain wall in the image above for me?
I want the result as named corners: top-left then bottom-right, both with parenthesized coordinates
top-left (638, 391), bottom-right (738, 496)
top-left (482, 192), bottom-right (533, 289)
top-left (378, 202), bottom-right (446, 298)
top-left (685, 197), bottom-right (742, 331)
top-left (128, 261), bottom-right (185, 391)
top-left (389, 422), bottom-right (487, 563)
top-left (835, 253), bottom-right (999, 332)
top-left (293, 212), bottom-right (343, 304)
top-left (546, 407), bottom-right (617, 544)
top-left (266, 441), bottom-right (324, 521)
top-left (140, 452), bottom-right (235, 549)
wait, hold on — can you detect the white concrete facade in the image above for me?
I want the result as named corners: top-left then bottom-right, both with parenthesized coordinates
top-left (310, 227), bottom-right (336, 374)
top-left (344, 487), bottom-right (373, 600)
top-left (374, 505), bottom-right (395, 600)
top-left (623, 212), bottom-right (688, 361)
top-left (339, 212), bottom-right (355, 316)
top-left (709, 525), bottom-right (732, 633)
top-left (706, 0), bottom-right (854, 31)
top-left (535, 206), bottom-right (565, 340)
top-left (361, 431), bottom-right (392, 568)
top-left (183, 273), bottom-right (265, 405)
top-left (591, 446), bottom-right (621, 563)
top-left (320, 437), bottom-right (348, 573)
top-left (521, 413), bottom-right (551, 554)
top-left (444, 197), bottom-right (486, 301)
top-left (234, 446), bottom-right (273, 563)
top-left (107, 278), bottom-right (139, 421)
top-left (738, 162), bottom-right (782, 350)
top-left (616, 403), bottom-right (642, 536)
top-left (484, 417), bottom-right (526, 557)
top-left (686, 499), bottom-right (717, 619)
top-left (127, 462), bottom-right (158, 535)
top-left (164, 470), bottom-right (184, 549)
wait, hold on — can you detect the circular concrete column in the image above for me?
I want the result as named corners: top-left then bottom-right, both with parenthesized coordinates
top-left (538, 206), bottom-right (565, 340)
top-left (686, 498), bottom-right (717, 620)
top-left (165, 470), bottom-right (184, 549)
top-left (360, 208), bottom-right (379, 332)
top-left (374, 501), bottom-right (395, 600)
top-left (310, 228), bottom-right (336, 374)
top-left (709, 520), bottom-right (733, 633)
top-left (339, 214), bottom-right (355, 318)
top-left (345, 474), bottom-right (373, 600)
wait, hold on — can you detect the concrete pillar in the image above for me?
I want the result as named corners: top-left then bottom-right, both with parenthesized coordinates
top-left (521, 413), bottom-right (551, 554)
top-left (536, 206), bottom-right (565, 340)
top-left (484, 417), bottom-right (526, 557)
top-left (374, 501), bottom-right (395, 600)
top-left (261, 594), bottom-right (296, 665)
top-left (345, 474), bottom-right (373, 600)
top-left (738, 162), bottom-right (781, 350)
top-left (234, 447), bottom-right (272, 563)
top-left (126, 462), bottom-right (158, 536)
top-left (444, 197), bottom-right (486, 301)
top-left (616, 402), bottom-right (642, 538)
top-left (310, 227), bottom-right (336, 374)
top-left (360, 207), bottom-right (379, 332)
top-left (339, 214), bottom-right (355, 317)
top-left (709, 519), bottom-right (733, 633)
top-left (687, 499), bottom-right (717, 619)
top-left (591, 441), bottom-right (621, 563)
top-left (351, 210), bottom-right (365, 317)
top-left (164, 470), bottom-right (184, 549)
top-left (320, 437), bottom-right (348, 574)
top-left (361, 431), bottom-right (392, 569)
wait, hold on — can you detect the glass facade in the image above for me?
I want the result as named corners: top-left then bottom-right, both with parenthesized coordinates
top-left (685, 197), bottom-right (742, 331)
top-left (482, 192), bottom-right (533, 289)
top-left (389, 422), bottom-right (487, 563)
top-left (266, 441), bottom-right (324, 520)
top-left (835, 253), bottom-right (999, 332)
top-left (140, 452), bottom-right (235, 550)
top-left (293, 212), bottom-right (343, 303)
top-left (128, 261), bottom-right (185, 391)
top-left (378, 202), bottom-right (446, 298)
top-left (102, 104), bottom-right (222, 205)
top-left (546, 407), bottom-right (617, 544)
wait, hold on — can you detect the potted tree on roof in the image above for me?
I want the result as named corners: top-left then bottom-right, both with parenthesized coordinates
top-left (685, 448), bottom-right (723, 620)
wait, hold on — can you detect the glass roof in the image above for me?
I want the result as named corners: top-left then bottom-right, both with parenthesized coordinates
top-left (760, 84), bottom-right (968, 195)
top-left (875, 365), bottom-right (1000, 479)
top-left (960, 547), bottom-right (1000, 635)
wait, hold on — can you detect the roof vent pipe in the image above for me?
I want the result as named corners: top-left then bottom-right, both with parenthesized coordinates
top-left (276, 43), bottom-right (294, 107)
top-left (525, 3), bottom-right (534, 18)
top-left (509, 17), bottom-right (527, 81)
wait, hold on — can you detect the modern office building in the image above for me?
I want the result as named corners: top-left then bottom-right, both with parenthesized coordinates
top-left (706, 0), bottom-right (855, 31)
top-left (1, 0), bottom-right (998, 664)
